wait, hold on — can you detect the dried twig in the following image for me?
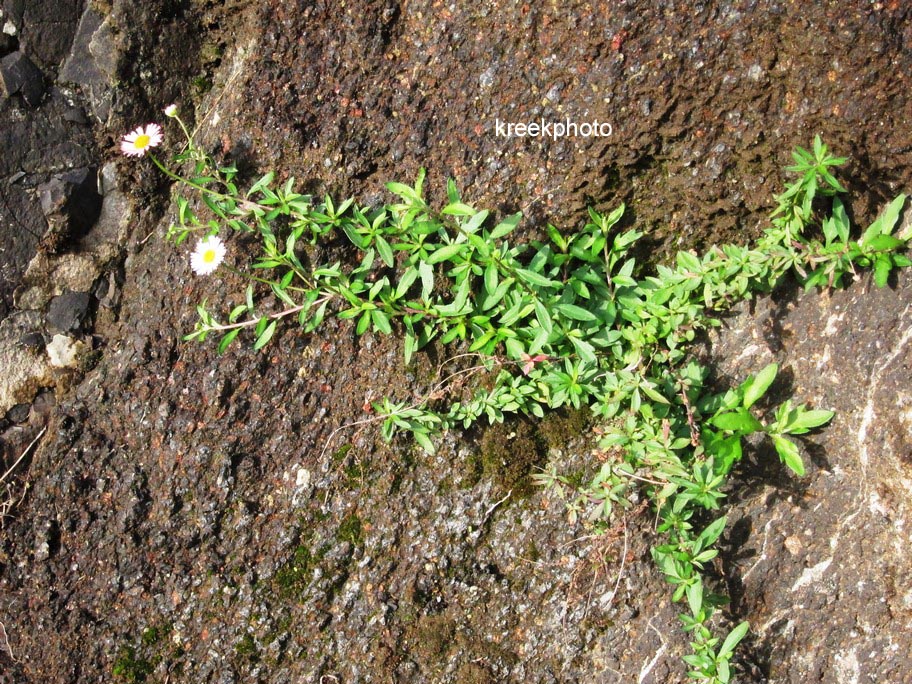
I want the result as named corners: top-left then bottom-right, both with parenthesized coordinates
top-left (0, 427), bottom-right (46, 486)
top-left (1, 427), bottom-right (46, 525)
top-left (0, 618), bottom-right (16, 663)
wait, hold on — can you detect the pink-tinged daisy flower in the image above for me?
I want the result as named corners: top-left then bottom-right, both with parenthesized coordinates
top-left (120, 123), bottom-right (163, 157)
top-left (190, 235), bottom-right (226, 276)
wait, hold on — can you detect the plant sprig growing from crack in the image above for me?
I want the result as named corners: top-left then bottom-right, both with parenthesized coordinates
top-left (125, 111), bottom-right (908, 684)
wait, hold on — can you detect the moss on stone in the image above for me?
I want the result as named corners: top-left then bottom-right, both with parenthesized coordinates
top-left (274, 544), bottom-right (319, 599)
top-left (538, 406), bottom-right (592, 452)
top-left (470, 418), bottom-right (546, 496)
top-left (336, 512), bottom-right (363, 546)
top-left (112, 646), bottom-right (154, 683)
top-left (235, 632), bottom-right (258, 660)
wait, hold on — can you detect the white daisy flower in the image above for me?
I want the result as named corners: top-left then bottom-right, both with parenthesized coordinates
top-left (190, 235), bottom-right (226, 276)
top-left (120, 123), bottom-right (163, 157)
top-left (164, 104), bottom-right (178, 117)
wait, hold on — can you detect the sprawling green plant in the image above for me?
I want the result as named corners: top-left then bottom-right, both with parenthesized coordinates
top-left (126, 112), bottom-right (908, 683)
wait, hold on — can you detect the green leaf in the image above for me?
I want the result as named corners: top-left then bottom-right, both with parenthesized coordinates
top-left (371, 310), bottom-right (392, 335)
top-left (490, 212), bottom-right (522, 239)
top-left (516, 268), bottom-right (557, 288)
top-left (547, 224), bottom-right (567, 251)
top-left (246, 171), bottom-right (275, 197)
top-left (271, 283), bottom-right (296, 306)
top-left (864, 234), bottom-right (905, 252)
top-left (446, 177), bottom-right (461, 204)
top-left (462, 210), bottom-right (489, 235)
top-left (534, 299), bottom-right (553, 334)
top-left (686, 579), bottom-right (703, 618)
top-left (414, 431), bottom-right (436, 454)
top-left (427, 242), bottom-right (465, 264)
top-left (504, 336), bottom-right (524, 359)
top-left (403, 332), bottom-right (417, 365)
top-left (832, 197), bottom-right (850, 243)
top-left (386, 181), bottom-right (419, 201)
top-left (676, 251), bottom-right (702, 272)
top-left (743, 363), bottom-right (778, 408)
top-left (874, 256), bottom-right (892, 288)
top-left (863, 193), bottom-right (906, 242)
top-left (356, 310), bottom-right (371, 335)
top-left (718, 621), bottom-right (750, 660)
top-left (376, 235), bottom-right (395, 267)
top-left (789, 408), bottom-right (835, 433)
top-left (639, 381), bottom-right (670, 405)
top-left (710, 409), bottom-right (763, 434)
top-left (253, 320), bottom-right (277, 350)
top-left (555, 303), bottom-right (598, 322)
top-left (466, 233), bottom-right (491, 256)
top-left (603, 203), bottom-right (625, 230)
top-left (772, 435), bottom-right (805, 476)
top-left (217, 328), bottom-right (241, 354)
top-left (483, 262), bottom-right (498, 294)
top-left (418, 260), bottom-right (434, 300)
top-left (396, 267), bottom-right (419, 299)
top-left (441, 201), bottom-right (475, 216)
top-left (696, 516), bottom-right (727, 550)
top-left (570, 336), bottom-right (597, 364)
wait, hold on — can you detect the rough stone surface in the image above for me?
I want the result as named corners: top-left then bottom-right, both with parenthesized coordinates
top-left (1, 1), bottom-right (912, 683)
top-left (45, 290), bottom-right (91, 333)
top-left (45, 332), bottom-right (83, 368)
top-left (36, 166), bottom-right (102, 249)
top-left (5, 402), bottom-right (29, 424)
top-left (0, 50), bottom-right (43, 105)
top-left (0, 181), bottom-right (44, 314)
top-left (0, 311), bottom-right (53, 414)
top-left (15, 252), bottom-right (103, 311)
top-left (0, 71), bottom-right (98, 312)
top-left (59, 7), bottom-right (116, 122)
top-left (697, 272), bottom-right (912, 683)
top-left (16, 0), bottom-right (81, 72)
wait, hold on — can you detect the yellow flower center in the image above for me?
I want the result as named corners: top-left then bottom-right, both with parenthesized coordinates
top-left (134, 134), bottom-right (150, 149)
top-left (202, 248), bottom-right (217, 263)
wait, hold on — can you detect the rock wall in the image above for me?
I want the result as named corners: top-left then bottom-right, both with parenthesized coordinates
top-left (1, 1), bottom-right (911, 683)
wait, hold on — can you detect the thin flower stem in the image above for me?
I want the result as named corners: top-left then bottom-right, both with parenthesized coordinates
top-left (172, 114), bottom-right (196, 152)
top-left (203, 304), bottom-right (306, 333)
top-left (149, 153), bottom-right (272, 214)
top-left (222, 264), bottom-right (308, 293)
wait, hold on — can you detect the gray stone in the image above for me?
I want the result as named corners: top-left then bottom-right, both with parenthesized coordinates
top-left (59, 7), bottom-right (114, 122)
top-left (0, 182), bottom-right (43, 310)
top-left (17, 330), bottom-right (44, 349)
top-left (20, 0), bottom-right (80, 70)
top-left (36, 166), bottom-right (102, 245)
top-left (46, 290), bottom-right (91, 333)
top-left (0, 50), bottom-right (44, 105)
top-left (5, 402), bottom-right (29, 423)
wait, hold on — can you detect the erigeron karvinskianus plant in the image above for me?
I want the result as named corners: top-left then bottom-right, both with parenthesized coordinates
top-left (122, 112), bottom-right (909, 684)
